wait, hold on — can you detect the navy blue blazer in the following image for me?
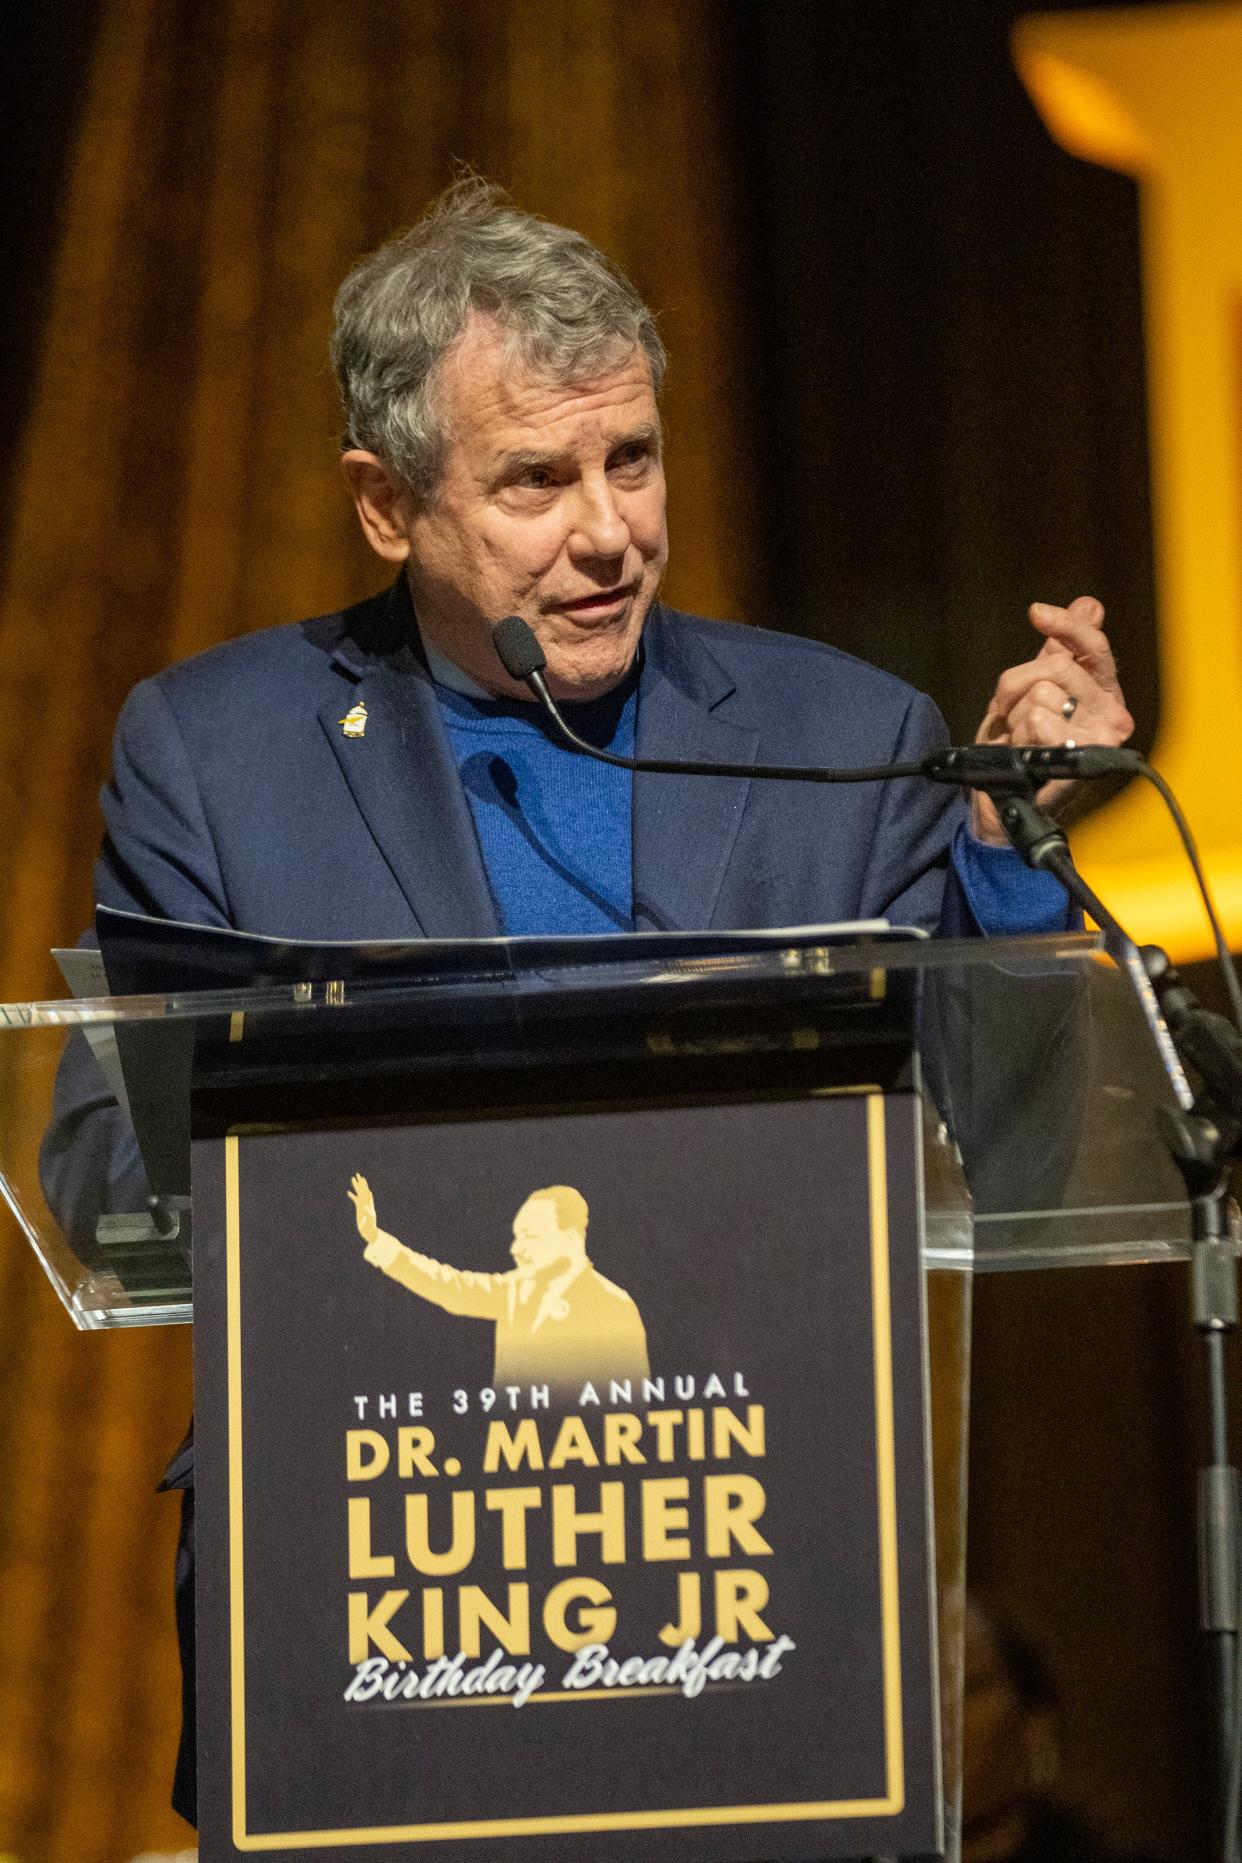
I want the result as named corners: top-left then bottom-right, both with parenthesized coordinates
top-left (93, 578), bottom-right (970, 941)
top-left (46, 578), bottom-right (983, 1270)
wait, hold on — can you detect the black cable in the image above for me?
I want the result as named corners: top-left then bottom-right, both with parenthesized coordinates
top-left (1137, 762), bottom-right (1242, 1035)
top-left (493, 616), bottom-right (1242, 1033)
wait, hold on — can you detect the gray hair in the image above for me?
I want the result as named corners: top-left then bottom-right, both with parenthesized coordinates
top-left (330, 177), bottom-right (667, 496)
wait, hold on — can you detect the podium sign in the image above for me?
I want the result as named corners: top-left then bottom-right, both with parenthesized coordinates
top-left (193, 1086), bottom-right (940, 1859)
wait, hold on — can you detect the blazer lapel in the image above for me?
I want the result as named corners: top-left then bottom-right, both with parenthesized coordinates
top-left (632, 610), bottom-right (759, 931)
top-left (317, 595), bottom-right (500, 940)
top-left (316, 587), bottom-right (757, 938)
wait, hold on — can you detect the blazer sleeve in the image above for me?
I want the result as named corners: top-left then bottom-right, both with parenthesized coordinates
top-left (96, 675), bottom-right (231, 923)
top-left (858, 688), bottom-right (967, 933)
top-left (41, 675), bottom-right (229, 1263)
top-left (862, 694), bottom-right (1088, 1214)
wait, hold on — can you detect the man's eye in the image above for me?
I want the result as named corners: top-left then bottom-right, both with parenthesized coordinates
top-left (610, 444), bottom-right (652, 471)
top-left (516, 467), bottom-right (555, 489)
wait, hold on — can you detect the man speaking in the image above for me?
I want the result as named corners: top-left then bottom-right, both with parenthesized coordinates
top-left (46, 176), bottom-right (1134, 1827)
top-left (79, 175), bottom-right (1131, 955)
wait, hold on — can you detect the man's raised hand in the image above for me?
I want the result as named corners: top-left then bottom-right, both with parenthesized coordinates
top-left (971, 595), bottom-right (1135, 844)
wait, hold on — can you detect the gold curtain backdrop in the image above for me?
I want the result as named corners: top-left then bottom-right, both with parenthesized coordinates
top-left (3, 5), bottom-right (1225, 1859)
top-left (0, 5), bottom-right (750, 1857)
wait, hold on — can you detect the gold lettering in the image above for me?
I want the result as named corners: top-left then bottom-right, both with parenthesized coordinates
top-left (483, 1419), bottom-right (544, 1473)
top-left (548, 1415), bottom-right (600, 1469)
top-left (711, 1405), bottom-right (766, 1459)
top-left (345, 1428), bottom-right (389, 1481)
top-left (422, 1587), bottom-right (445, 1661)
top-left (646, 1410), bottom-right (683, 1461)
top-left (397, 1426), bottom-right (438, 1478)
top-left (550, 1481), bottom-right (626, 1565)
top-left (347, 1588), bottom-right (410, 1663)
top-left (459, 1583), bottom-right (531, 1656)
top-left (704, 1474), bottom-right (773, 1558)
top-left (404, 1491), bottom-right (476, 1576)
top-left (715, 1569), bottom-right (773, 1642)
top-left (659, 1571), bottom-right (702, 1646)
top-left (347, 1496), bottom-right (394, 1578)
top-left (641, 1477), bottom-right (692, 1561)
top-left (603, 1413), bottom-right (646, 1465)
top-left (543, 1577), bottom-right (617, 1651)
top-left (485, 1487), bottom-right (542, 1568)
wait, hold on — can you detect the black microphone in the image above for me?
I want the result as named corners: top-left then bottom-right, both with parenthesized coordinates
top-left (922, 743), bottom-right (1140, 781)
top-left (490, 614), bottom-right (1139, 788)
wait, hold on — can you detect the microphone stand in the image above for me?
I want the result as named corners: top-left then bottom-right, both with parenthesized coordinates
top-left (492, 613), bottom-right (1242, 1844)
top-left (985, 781), bottom-right (1242, 1860)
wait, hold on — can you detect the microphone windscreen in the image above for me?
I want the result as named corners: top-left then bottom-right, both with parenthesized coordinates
top-left (492, 614), bottom-right (547, 680)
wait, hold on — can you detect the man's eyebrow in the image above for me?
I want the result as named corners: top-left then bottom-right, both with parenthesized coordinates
top-left (615, 422), bottom-right (663, 456)
top-left (493, 446), bottom-right (565, 476)
top-left (491, 424), bottom-right (663, 478)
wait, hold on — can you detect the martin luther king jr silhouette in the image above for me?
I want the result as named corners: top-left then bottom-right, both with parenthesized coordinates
top-left (349, 1177), bottom-right (649, 1393)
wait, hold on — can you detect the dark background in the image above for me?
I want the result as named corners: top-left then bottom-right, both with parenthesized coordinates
top-left (0, 0), bottom-right (1160, 743)
top-left (0, 2), bottom-right (1221, 1858)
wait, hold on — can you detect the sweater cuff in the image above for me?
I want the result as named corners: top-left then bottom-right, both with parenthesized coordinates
top-left (950, 819), bottom-right (1076, 936)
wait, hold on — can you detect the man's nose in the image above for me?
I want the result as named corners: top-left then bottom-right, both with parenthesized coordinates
top-left (567, 478), bottom-right (630, 563)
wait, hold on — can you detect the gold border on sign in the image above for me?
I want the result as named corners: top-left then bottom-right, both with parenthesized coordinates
top-left (223, 1090), bottom-right (908, 1848)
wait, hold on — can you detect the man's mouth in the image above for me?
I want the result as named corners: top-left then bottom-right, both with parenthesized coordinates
top-left (548, 584), bottom-right (636, 616)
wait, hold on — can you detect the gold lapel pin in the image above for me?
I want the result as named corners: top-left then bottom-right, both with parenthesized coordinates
top-left (339, 701), bottom-right (367, 739)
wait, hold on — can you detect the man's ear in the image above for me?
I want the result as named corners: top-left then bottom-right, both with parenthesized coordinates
top-left (340, 450), bottom-right (416, 562)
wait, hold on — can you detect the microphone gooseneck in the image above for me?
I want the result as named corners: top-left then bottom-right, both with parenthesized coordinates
top-left (489, 614), bottom-right (1137, 788)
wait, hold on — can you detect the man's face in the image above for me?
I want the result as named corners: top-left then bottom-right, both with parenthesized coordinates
top-left (345, 314), bottom-right (668, 701)
top-left (510, 1197), bottom-right (579, 1276)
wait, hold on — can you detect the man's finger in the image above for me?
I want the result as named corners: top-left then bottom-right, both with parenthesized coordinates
top-left (1029, 607), bottom-right (1118, 685)
top-left (1007, 679), bottom-right (1082, 727)
top-left (990, 652), bottom-right (1095, 717)
top-left (1012, 702), bottom-right (1081, 747)
top-left (1031, 595), bottom-right (1104, 629)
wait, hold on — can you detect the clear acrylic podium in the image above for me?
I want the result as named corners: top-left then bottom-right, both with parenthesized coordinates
top-left (0, 925), bottom-right (1202, 1861)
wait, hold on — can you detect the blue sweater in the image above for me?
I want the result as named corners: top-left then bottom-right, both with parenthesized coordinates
top-left (428, 643), bottom-right (1069, 939)
top-left (433, 659), bottom-right (639, 937)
